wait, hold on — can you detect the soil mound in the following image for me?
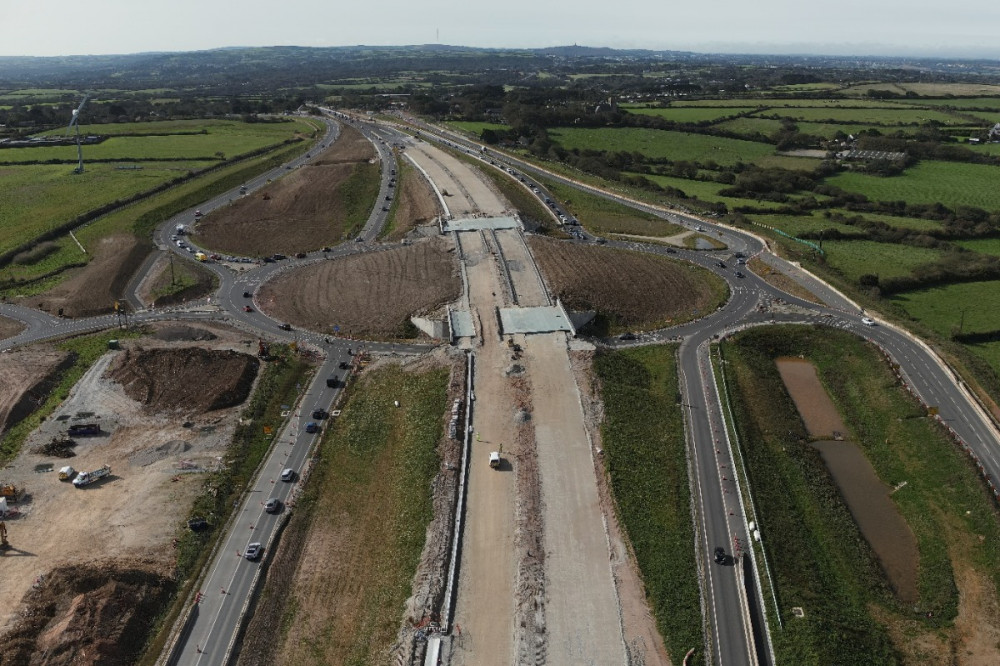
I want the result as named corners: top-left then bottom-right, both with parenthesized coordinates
top-left (152, 325), bottom-right (218, 342)
top-left (107, 347), bottom-right (258, 413)
top-left (0, 348), bottom-right (73, 437)
top-left (0, 562), bottom-right (174, 666)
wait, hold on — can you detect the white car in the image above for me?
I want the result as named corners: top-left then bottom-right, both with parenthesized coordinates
top-left (861, 317), bottom-right (876, 326)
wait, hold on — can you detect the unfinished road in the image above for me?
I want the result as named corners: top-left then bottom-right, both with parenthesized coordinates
top-left (405, 140), bottom-right (627, 664)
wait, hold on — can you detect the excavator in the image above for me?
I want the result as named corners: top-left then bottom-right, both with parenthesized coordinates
top-left (0, 521), bottom-right (9, 552)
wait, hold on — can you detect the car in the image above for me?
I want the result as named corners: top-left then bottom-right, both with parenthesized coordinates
top-left (382, 206), bottom-right (390, 211)
top-left (244, 542), bottom-right (263, 561)
top-left (861, 317), bottom-right (876, 326)
top-left (696, 225), bottom-right (705, 232)
top-left (305, 421), bottom-right (320, 434)
top-left (262, 256), bottom-right (275, 263)
top-left (170, 234), bottom-right (178, 241)
top-left (714, 547), bottom-right (726, 564)
top-left (717, 261), bottom-right (727, 269)
top-left (338, 361), bottom-right (350, 370)
top-left (311, 408), bottom-right (328, 420)
top-left (243, 305), bottom-right (253, 312)
top-left (278, 323), bottom-right (292, 331)
top-left (264, 498), bottom-right (281, 513)
top-left (619, 332), bottom-right (638, 341)
top-left (295, 252), bottom-right (306, 259)
top-left (737, 258), bottom-right (746, 265)
top-left (272, 253), bottom-right (286, 261)
top-left (242, 291), bottom-right (251, 298)
top-left (194, 209), bottom-right (203, 217)
top-left (321, 246), bottom-right (332, 252)
top-left (355, 236), bottom-right (364, 243)
top-left (665, 247), bottom-right (677, 254)
top-left (385, 195), bottom-right (392, 201)
top-left (734, 271), bottom-right (745, 278)
top-left (280, 468), bottom-right (296, 482)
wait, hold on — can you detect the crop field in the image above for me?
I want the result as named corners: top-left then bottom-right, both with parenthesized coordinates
top-left (720, 325), bottom-right (1000, 665)
top-left (826, 161), bottom-right (1000, 211)
top-left (892, 280), bottom-right (1000, 337)
top-left (528, 236), bottom-right (727, 333)
top-left (548, 127), bottom-right (774, 165)
top-left (956, 237), bottom-right (1000, 256)
top-left (593, 345), bottom-right (702, 664)
top-left (624, 106), bottom-right (758, 123)
top-left (754, 107), bottom-right (963, 125)
top-left (820, 240), bottom-right (943, 282)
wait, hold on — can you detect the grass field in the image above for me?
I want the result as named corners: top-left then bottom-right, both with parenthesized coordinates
top-left (537, 175), bottom-right (686, 236)
top-left (826, 161), bottom-right (1000, 211)
top-left (593, 345), bottom-right (702, 665)
top-left (0, 133), bottom-right (287, 164)
top-left (548, 127), bottom-right (775, 165)
top-left (899, 97), bottom-right (1000, 110)
top-left (755, 107), bottom-right (963, 125)
top-left (446, 121), bottom-right (511, 135)
top-left (721, 325), bottom-right (1000, 664)
top-left (843, 82), bottom-right (1000, 97)
top-left (714, 117), bottom-right (786, 137)
top-left (821, 240), bottom-right (943, 282)
top-left (822, 210), bottom-right (945, 232)
top-left (640, 173), bottom-right (789, 210)
top-left (892, 280), bottom-right (1000, 337)
top-left (271, 363), bottom-right (448, 665)
top-left (625, 106), bottom-right (759, 123)
top-left (957, 237), bottom-right (1000, 256)
top-left (796, 121), bottom-right (886, 138)
top-left (750, 212), bottom-right (858, 237)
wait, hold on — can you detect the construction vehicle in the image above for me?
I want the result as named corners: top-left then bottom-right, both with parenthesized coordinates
top-left (0, 521), bottom-right (9, 552)
top-left (58, 466), bottom-right (76, 481)
top-left (257, 340), bottom-right (270, 360)
top-left (489, 451), bottom-right (501, 469)
top-left (194, 252), bottom-right (207, 262)
top-left (68, 423), bottom-right (101, 436)
top-left (0, 483), bottom-right (17, 502)
top-left (73, 465), bottom-right (111, 488)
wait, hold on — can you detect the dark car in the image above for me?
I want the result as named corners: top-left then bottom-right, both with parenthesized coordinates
top-left (264, 498), bottom-right (281, 513)
top-left (243, 305), bottom-right (253, 312)
top-left (735, 271), bottom-right (745, 278)
top-left (262, 256), bottom-right (275, 263)
top-left (714, 547), bottom-right (726, 564)
top-left (278, 323), bottom-right (292, 331)
top-left (305, 421), bottom-right (320, 434)
top-left (272, 253), bottom-right (286, 261)
top-left (295, 252), bottom-right (306, 259)
top-left (242, 290), bottom-right (251, 298)
top-left (338, 361), bottom-right (350, 370)
top-left (717, 261), bottom-right (727, 269)
top-left (619, 332), bottom-right (638, 341)
top-left (321, 246), bottom-right (332, 252)
top-left (665, 247), bottom-right (677, 254)
top-left (382, 206), bottom-right (390, 211)
top-left (244, 542), bottom-right (263, 561)
top-left (311, 408), bottom-right (328, 420)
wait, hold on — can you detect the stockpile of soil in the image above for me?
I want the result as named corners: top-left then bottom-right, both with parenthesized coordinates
top-left (0, 348), bottom-right (73, 437)
top-left (107, 347), bottom-right (258, 413)
top-left (151, 325), bottom-right (217, 342)
top-left (0, 562), bottom-right (174, 666)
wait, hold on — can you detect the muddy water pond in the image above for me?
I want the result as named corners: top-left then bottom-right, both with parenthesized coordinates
top-left (775, 357), bottom-right (919, 604)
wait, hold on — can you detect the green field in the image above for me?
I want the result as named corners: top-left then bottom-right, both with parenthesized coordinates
top-left (821, 210), bottom-right (944, 232)
top-left (625, 106), bottom-right (758, 123)
top-left (548, 127), bottom-right (775, 165)
top-left (755, 107), bottom-right (963, 125)
top-left (796, 121), bottom-right (891, 138)
top-left (957, 237), bottom-right (1000, 256)
top-left (821, 240), bottom-right (942, 282)
top-left (826, 161), bottom-right (1000, 211)
top-left (640, 173), bottom-right (791, 210)
top-left (594, 346), bottom-right (702, 665)
top-left (447, 121), bottom-right (511, 135)
top-left (750, 212), bottom-right (858, 237)
top-left (721, 325), bottom-right (1000, 664)
top-left (898, 97), bottom-right (1000, 110)
top-left (539, 176), bottom-right (684, 236)
top-left (893, 280), bottom-right (1000, 337)
top-left (714, 116), bottom-right (786, 137)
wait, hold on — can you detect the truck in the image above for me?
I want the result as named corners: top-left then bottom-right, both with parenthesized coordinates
top-left (58, 466), bottom-right (76, 481)
top-left (73, 465), bottom-right (111, 488)
top-left (68, 423), bottom-right (101, 436)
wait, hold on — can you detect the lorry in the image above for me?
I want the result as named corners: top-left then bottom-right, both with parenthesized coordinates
top-left (68, 423), bottom-right (101, 436)
top-left (73, 465), bottom-right (111, 487)
top-left (58, 466), bottom-right (76, 481)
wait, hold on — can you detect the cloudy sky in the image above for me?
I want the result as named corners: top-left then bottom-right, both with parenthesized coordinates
top-left (3, 0), bottom-right (999, 58)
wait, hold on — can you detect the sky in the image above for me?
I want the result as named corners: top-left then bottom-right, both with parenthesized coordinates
top-left (2, 0), bottom-right (1000, 59)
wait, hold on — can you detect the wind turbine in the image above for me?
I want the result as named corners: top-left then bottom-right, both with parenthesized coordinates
top-left (67, 94), bottom-right (89, 174)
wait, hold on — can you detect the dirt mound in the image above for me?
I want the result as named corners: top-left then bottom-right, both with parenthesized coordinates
top-left (0, 315), bottom-right (26, 340)
top-left (384, 162), bottom-right (443, 241)
top-left (107, 347), bottom-right (259, 414)
top-left (192, 124), bottom-right (377, 256)
top-left (152, 325), bottom-right (218, 342)
top-left (258, 238), bottom-right (461, 339)
top-left (0, 347), bottom-right (73, 439)
top-left (31, 436), bottom-right (77, 458)
top-left (0, 561), bottom-right (174, 666)
top-left (31, 234), bottom-right (150, 318)
top-left (314, 123), bottom-right (375, 164)
top-left (528, 236), bottom-right (726, 332)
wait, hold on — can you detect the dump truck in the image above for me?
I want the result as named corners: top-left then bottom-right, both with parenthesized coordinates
top-left (73, 465), bottom-right (111, 487)
top-left (68, 423), bottom-right (101, 436)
